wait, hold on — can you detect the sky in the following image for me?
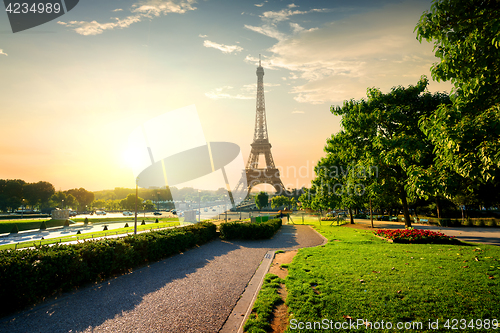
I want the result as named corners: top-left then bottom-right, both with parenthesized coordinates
top-left (0, 0), bottom-right (453, 193)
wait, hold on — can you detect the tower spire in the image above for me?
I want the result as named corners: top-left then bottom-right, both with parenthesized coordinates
top-left (259, 54), bottom-right (261, 67)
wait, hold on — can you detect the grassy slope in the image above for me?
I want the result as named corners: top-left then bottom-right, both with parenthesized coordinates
top-left (284, 225), bottom-right (500, 333)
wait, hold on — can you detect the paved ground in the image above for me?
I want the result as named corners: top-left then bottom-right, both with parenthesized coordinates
top-left (0, 224), bottom-right (324, 333)
top-left (350, 218), bottom-right (500, 246)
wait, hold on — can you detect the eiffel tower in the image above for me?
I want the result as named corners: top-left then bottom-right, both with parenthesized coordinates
top-left (235, 56), bottom-right (287, 196)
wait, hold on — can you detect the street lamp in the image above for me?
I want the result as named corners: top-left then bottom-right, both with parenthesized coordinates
top-left (134, 178), bottom-right (138, 235)
top-left (198, 190), bottom-right (201, 222)
top-left (224, 194), bottom-right (228, 223)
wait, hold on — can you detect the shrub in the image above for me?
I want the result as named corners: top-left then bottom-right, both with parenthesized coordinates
top-left (438, 218), bottom-right (450, 227)
top-left (103, 225), bottom-right (108, 231)
top-left (84, 217), bottom-right (88, 225)
top-left (461, 218), bottom-right (472, 227)
top-left (141, 220), bottom-right (146, 225)
top-left (155, 219), bottom-right (159, 223)
top-left (10, 224), bottom-right (19, 234)
top-left (0, 222), bottom-right (217, 317)
top-left (39, 221), bottom-right (47, 230)
top-left (219, 218), bottom-right (282, 240)
top-left (64, 220), bottom-right (70, 227)
top-left (124, 223), bottom-right (129, 228)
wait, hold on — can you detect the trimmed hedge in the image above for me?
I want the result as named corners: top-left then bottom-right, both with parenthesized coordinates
top-left (0, 222), bottom-right (216, 317)
top-left (219, 218), bottom-right (282, 240)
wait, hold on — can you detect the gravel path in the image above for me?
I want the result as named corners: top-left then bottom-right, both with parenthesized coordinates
top-left (0, 224), bottom-right (324, 333)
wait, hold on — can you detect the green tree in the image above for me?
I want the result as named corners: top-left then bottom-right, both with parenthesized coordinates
top-left (271, 195), bottom-right (296, 210)
top-left (1, 179), bottom-right (25, 212)
top-left (50, 191), bottom-right (66, 208)
top-left (66, 188), bottom-right (94, 211)
top-left (143, 199), bottom-right (155, 211)
top-left (33, 181), bottom-right (55, 209)
top-left (415, 0), bottom-right (500, 185)
top-left (255, 192), bottom-right (269, 211)
top-left (331, 77), bottom-right (450, 227)
top-left (120, 193), bottom-right (144, 211)
top-left (92, 199), bottom-right (107, 210)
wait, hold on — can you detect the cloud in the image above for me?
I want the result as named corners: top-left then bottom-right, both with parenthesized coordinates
top-left (131, 0), bottom-right (197, 16)
top-left (58, 15), bottom-right (142, 35)
top-left (0, 49), bottom-right (7, 56)
top-left (205, 86), bottom-right (253, 100)
top-left (112, 8), bottom-right (123, 12)
top-left (254, 2), bottom-right (265, 7)
top-left (198, 34), bottom-right (207, 38)
top-left (260, 6), bottom-right (330, 23)
top-left (245, 4), bottom-right (330, 41)
top-left (244, 24), bottom-right (286, 41)
top-left (203, 40), bottom-right (243, 54)
top-left (247, 1), bottom-right (451, 104)
top-left (292, 110), bottom-right (304, 114)
top-left (59, 0), bottom-right (197, 35)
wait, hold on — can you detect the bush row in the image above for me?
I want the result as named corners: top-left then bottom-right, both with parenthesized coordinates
top-left (0, 219), bottom-right (70, 234)
top-left (0, 222), bottom-right (217, 317)
top-left (219, 218), bottom-right (282, 240)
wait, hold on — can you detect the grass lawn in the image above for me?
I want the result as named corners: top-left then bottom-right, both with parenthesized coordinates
top-left (0, 221), bottom-right (180, 250)
top-left (281, 225), bottom-right (500, 332)
top-left (0, 219), bottom-right (69, 234)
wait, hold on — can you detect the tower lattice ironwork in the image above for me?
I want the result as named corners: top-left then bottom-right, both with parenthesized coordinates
top-left (235, 56), bottom-right (287, 196)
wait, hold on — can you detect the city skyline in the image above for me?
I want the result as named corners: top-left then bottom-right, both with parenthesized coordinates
top-left (0, 0), bottom-right (452, 192)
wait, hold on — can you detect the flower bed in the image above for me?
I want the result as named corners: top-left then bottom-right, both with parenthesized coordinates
top-left (374, 229), bottom-right (459, 244)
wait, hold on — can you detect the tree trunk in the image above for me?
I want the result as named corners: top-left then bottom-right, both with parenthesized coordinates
top-left (435, 197), bottom-right (441, 219)
top-left (349, 207), bottom-right (354, 224)
top-left (400, 187), bottom-right (412, 228)
top-left (370, 197), bottom-right (374, 228)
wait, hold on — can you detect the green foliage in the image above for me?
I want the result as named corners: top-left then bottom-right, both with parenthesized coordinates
top-left (124, 223), bottom-right (129, 228)
top-left (63, 220), bottom-right (70, 227)
top-left (415, 0), bottom-right (500, 187)
top-left (84, 217), bottom-right (88, 225)
top-left (10, 224), bottom-right (18, 234)
top-left (255, 192), bottom-right (269, 211)
top-left (243, 274), bottom-right (284, 333)
top-left (155, 219), bottom-right (159, 223)
top-left (0, 222), bottom-right (217, 317)
top-left (39, 221), bottom-right (46, 230)
top-left (271, 195), bottom-right (296, 209)
top-left (120, 194), bottom-right (144, 211)
top-left (141, 220), bottom-right (146, 225)
top-left (324, 77), bottom-right (450, 226)
top-left (103, 225), bottom-right (108, 231)
top-left (219, 218), bottom-right (282, 240)
top-left (0, 219), bottom-right (72, 234)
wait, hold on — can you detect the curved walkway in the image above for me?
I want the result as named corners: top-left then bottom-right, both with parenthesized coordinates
top-left (0, 224), bottom-right (325, 333)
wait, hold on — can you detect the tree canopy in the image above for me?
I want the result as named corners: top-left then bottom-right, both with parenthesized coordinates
top-left (415, 0), bottom-right (500, 184)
